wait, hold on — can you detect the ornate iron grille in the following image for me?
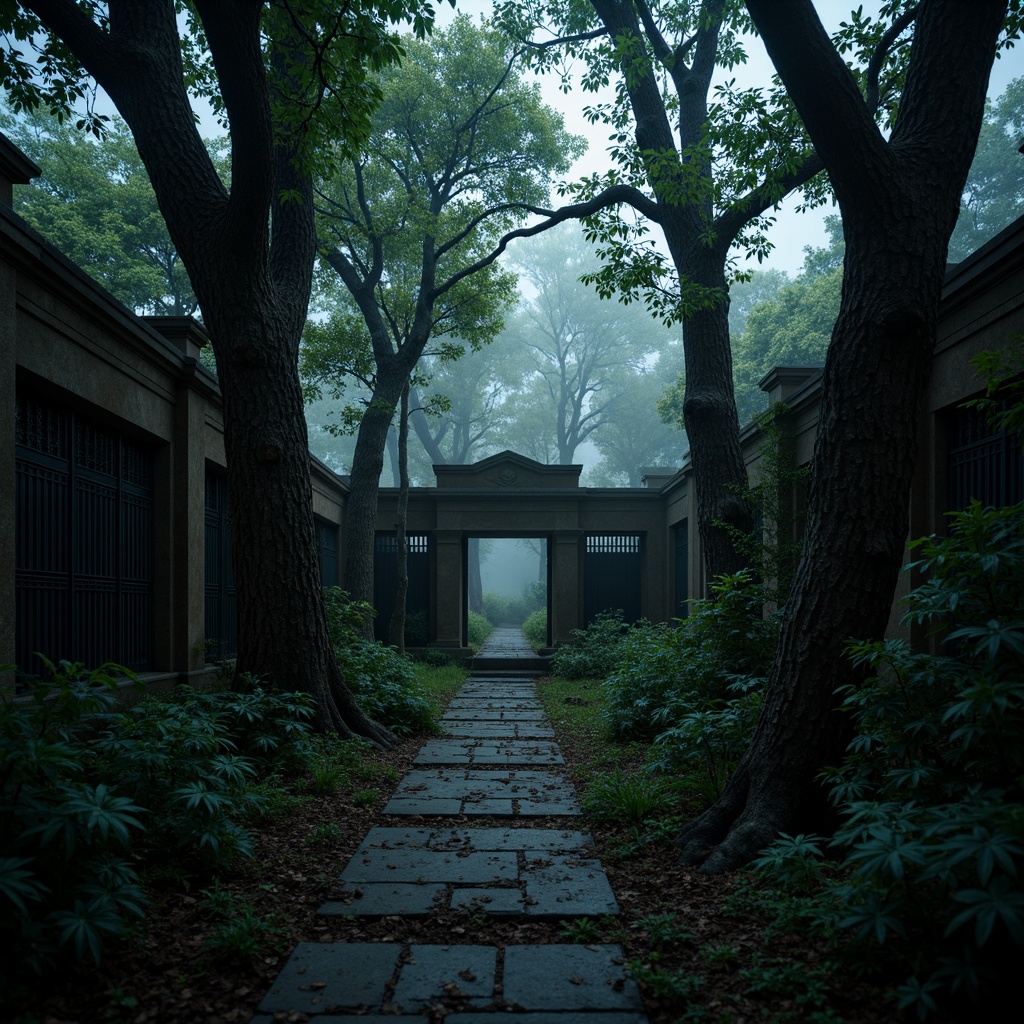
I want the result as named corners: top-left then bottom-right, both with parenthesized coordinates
top-left (584, 533), bottom-right (643, 625)
top-left (373, 533), bottom-right (431, 643)
top-left (15, 391), bottom-right (154, 675)
top-left (204, 470), bottom-right (236, 661)
top-left (947, 402), bottom-right (1023, 514)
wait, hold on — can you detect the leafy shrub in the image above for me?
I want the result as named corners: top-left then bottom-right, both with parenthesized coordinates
top-left (551, 610), bottom-right (649, 680)
top-left (324, 587), bottom-right (434, 735)
top-left (0, 661), bottom-right (150, 980)
top-left (93, 683), bottom-right (315, 868)
top-left (602, 572), bottom-right (776, 740)
top-left (467, 610), bottom-right (493, 648)
top-left (522, 608), bottom-right (547, 650)
top-left (810, 499), bottom-right (1024, 1018)
top-left (647, 675), bottom-right (763, 798)
top-left (403, 610), bottom-right (430, 647)
top-left (482, 581), bottom-right (545, 627)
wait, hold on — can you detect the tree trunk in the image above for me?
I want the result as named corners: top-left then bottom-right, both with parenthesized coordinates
top-left (589, 0), bottom-right (754, 587)
top-left (388, 383), bottom-right (410, 651)
top-left (675, 0), bottom-right (1006, 871)
top-left (343, 361), bottom-right (406, 628)
top-left (23, 0), bottom-right (397, 742)
top-left (672, 244), bottom-right (752, 581)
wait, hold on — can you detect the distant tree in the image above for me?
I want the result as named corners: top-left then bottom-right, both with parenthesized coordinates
top-left (496, 225), bottom-right (674, 465)
top-left (726, 268), bottom-right (791, 338)
top-left (312, 15), bottom-right (581, 616)
top-left (589, 353), bottom-right (684, 486)
top-left (948, 75), bottom-right (1024, 261)
top-left (4, 107), bottom-right (205, 316)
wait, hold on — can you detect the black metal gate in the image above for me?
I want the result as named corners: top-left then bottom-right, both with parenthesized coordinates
top-left (373, 533), bottom-right (431, 644)
top-left (15, 391), bottom-right (154, 675)
top-left (947, 402), bottom-right (1023, 513)
top-left (584, 533), bottom-right (642, 625)
top-left (204, 469), bottom-right (236, 661)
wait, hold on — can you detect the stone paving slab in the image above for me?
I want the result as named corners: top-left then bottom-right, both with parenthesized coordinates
top-left (384, 769), bottom-right (580, 816)
top-left (415, 738), bottom-right (563, 766)
top-left (337, 826), bottom-right (591, 851)
top-left (392, 945), bottom-right (496, 1010)
top-left (447, 698), bottom-right (543, 709)
top-left (319, 828), bottom-right (616, 919)
top-left (442, 723), bottom-right (556, 739)
top-left (503, 946), bottom-right (644, 1013)
top-left (255, 943), bottom-right (643, 1019)
top-left (443, 709), bottom-right (549, 721)
top-left (252, 1016), bottom-right (648, 1024)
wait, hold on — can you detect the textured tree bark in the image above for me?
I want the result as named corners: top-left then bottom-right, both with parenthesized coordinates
top-left (675, 0), bottom-right (1007, 871)
top-left (25, 0), bottom-right (394, 741)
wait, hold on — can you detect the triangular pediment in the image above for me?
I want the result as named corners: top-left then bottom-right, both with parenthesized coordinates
top-left (433, 450), bottom-right (582, 489)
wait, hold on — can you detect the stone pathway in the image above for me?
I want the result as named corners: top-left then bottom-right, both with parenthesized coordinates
top-left (250, 627), bottom-right (648, 1023)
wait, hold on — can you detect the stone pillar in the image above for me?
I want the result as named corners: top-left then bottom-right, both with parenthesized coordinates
top-left (549, 530), bottom-right (582, 647)
top-left (432, 530), bottom-right (465, 649)
top-left (169, 373), bottom-right (209, 675)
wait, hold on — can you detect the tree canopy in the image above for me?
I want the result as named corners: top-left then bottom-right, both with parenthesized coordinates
top-left (4, 106), bottom-right (207, 316)
top-left (307, 12), bottom-right (582, 609)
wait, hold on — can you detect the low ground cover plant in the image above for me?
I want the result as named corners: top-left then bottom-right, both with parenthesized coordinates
top-left (1, 650), bottom-right (462, 991)
top-left (324, 587), bottom-right (434, 734)
top-left (467, 609), bottom-right (492, 648)
top-left (628, 583), bottom-right (770, 805)
top-left (550, 609), bottom-right (654, 680)
top-left (0, 663), bottom-right (315, 981)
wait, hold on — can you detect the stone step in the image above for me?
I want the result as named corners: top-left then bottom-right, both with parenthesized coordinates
top-left (470, 657), bottom-right (550, 674)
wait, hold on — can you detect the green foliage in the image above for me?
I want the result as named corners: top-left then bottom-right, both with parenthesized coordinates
top-left (967, 344), bottom-right (1024, 446)
top-left (4, 107), bottom-right (208, 316)
top-left (199, 882), bottom-right (283, 965)
top-left (582, 771), bottom-right (676, 825)
top-left (481, 581), bottom-right (545, 627)
top-left (323, 587), bottom-right (434, 735)
top-left (0, 661), bottom-right (148, 979)
top-left (522, 608), bottom-right (548, 650)
top-left (551, 610), bottom-right (650, 681)
top-left (750, 365), bottom-right (1024, 1018)
top-left (467, 611), bottom-right (493, 649)
top-left (948, 76), bottom-right (1024, 261)
top-left (0, 660), bottom-right (317, 980)
top-left (602, 572), bottom-right (776, 742)
top-left (771, 497), bottom-right (1024, 1018)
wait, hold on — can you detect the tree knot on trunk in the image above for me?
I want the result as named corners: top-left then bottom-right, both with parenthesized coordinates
top-left (258, 442), bottom-right (281, 463)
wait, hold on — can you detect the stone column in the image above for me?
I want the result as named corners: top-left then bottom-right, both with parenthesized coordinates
top-left (549, 530), bottom-right (582, 647)
top-left (432, 530), bottom-right (464, 649)
top-left (169, 370), bottom-right (209, 675)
